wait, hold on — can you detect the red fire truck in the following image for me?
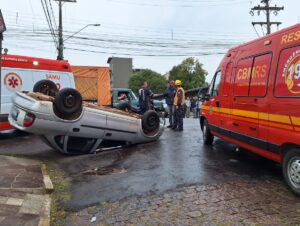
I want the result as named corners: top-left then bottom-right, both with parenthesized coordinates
top-left (200, 24), bottom-right (300, 195)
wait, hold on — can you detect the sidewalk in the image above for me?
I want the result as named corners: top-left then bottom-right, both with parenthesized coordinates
top-left (0, 156), bottom-right (52, 226)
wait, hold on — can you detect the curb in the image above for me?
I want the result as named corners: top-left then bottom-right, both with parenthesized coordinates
top-left (0, 187), bottom-right (45, 194)
top-left (41, 164), bottom-right (54, 194)
top-left (38, 194), bottom-right (51, 226)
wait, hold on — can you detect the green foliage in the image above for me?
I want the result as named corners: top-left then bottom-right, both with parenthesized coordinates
top-left (129, 69), bottom-right (167, 94)
top-left (169, 57), bottom-right (207, 90)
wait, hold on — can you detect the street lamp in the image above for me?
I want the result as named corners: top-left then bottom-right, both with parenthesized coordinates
top-left (57, 23), bottom-right (100, 60)
top-left (64, 23), bottom-right (101, 42)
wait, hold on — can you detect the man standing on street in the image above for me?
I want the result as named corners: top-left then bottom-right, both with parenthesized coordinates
top-left (191, 97), bottom-right (196, 118)
top-left (173, 80), bottom-right (185, 131)
top-left (185, 97), bottom-right (191, 118)
top-left (139, 80), bottom-right (153, 114)
top-left (164, 80), bottom-right (176, 128)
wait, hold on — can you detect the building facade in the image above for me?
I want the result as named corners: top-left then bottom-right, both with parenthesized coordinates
top-left (107, 57), bottom-right (133, 88)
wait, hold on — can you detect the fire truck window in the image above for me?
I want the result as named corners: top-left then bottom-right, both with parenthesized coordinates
top-left (249, 54), bottom-right (272, 97)
top-left (223, 62), bottom-right (233, 96)
top-left (275, 45), bottom-right (300, 97)
top-left (211, 71), bottom-right (222, 97)
top-left (234, 57), bottom-right (254, 96)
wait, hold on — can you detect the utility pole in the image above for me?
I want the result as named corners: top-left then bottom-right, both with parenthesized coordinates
top-left (57, 0), bottom-right (63, 60)
top-left (55, 0), bottom-right (76, 61)
top-left (250, 0), bottom-right (284, 35)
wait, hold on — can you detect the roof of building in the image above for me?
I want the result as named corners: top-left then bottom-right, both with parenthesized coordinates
top-left (107, 56), bottom-right (133, 64)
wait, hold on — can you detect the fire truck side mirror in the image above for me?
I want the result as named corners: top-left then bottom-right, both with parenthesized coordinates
top-left (204, 94), bottom-right (211, 101)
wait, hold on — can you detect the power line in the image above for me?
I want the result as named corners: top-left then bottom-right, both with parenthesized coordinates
top-left (40, 0), bottom-right (57, 47)
top-left (66, 47), bottom-right (226, 57)
top-left (102, 0), bottom-right (250, 8)
top-left (48, 0), bottom-right (58, 30)
top-left (3, 10), bottom-right (255, 38)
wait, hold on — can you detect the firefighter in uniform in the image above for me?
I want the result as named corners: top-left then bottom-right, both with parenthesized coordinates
top-left (172, 80), bottom-right (185, 131)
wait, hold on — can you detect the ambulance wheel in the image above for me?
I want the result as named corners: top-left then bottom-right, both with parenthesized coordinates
top-left (54, 88), bottom-right (82, 117)
top-left (142, 110), bottom-right (160, 132)
top-left (203, 119), bottom-right (214, 145)
top-left (283, 148), bottom-right (300, 196)
top-left (33, 80), bottom-right (58, 97)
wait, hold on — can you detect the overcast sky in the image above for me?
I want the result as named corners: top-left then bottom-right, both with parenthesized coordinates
top-left (2, 0), bottom-right (300, 81)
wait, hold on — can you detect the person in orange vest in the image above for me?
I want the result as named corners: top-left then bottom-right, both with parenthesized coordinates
top-left (172, 80), bottom-right (185, 131)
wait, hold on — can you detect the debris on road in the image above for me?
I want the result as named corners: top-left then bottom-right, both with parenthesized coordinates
top-left (90, 215), bottom-right (96, 223)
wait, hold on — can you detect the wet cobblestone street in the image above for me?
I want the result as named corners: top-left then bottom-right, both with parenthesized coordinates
top-left (66, 179), bottom-right (300, 226)
top-left (2, 120), bottom-right (300, 225)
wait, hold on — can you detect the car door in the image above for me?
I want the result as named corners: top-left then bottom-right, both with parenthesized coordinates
top-left (66, 107), bottom-right (107, 139)
top-left (219, 62), bottom-right (234, 135)
top-left (231, 53), bottom-right (272, 145)
top-left (232, 57), bottom-right (259, 140)
top-left (249, 53), bottom-right (272, 145)
top-left (206, 71), bottom-right (222, 129)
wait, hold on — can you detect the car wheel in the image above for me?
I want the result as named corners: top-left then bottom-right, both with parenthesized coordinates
top-left (33, 80), bottom-right (58, 97)
top-left (54, 88), bottom-right (82, 117)
top-left (203, 119), bottom-right (214, 145)
top-left (116, 102), bottom-right (131, 112)
top-left (283, 148), bottom-right (300, 196)
top-left (142, 110), bottom-right (160, 132)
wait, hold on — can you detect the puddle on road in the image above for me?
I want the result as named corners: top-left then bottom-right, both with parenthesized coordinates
top-left (81, 167), bottom-right (127, 176)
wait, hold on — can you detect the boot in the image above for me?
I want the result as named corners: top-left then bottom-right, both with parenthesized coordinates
top-left (174, 128), bottom-right (183, 131)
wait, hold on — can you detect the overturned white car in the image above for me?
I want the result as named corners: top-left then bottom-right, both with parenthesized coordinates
top-left (8, 80), bottom-right (164, 154)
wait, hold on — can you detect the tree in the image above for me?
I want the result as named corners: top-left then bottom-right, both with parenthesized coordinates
top-left (129, 69), bottom-right (167, 94)
top-left (169, 57), bottom-right (207, 90)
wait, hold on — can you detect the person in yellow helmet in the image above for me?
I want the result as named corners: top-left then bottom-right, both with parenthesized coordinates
top-left (172, 80), bottom-right (185, 131)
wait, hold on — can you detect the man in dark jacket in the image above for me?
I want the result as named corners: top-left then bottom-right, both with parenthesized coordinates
top-left (173, 80), bottom-right (185, 131)
top-left (164, 80), bottom-right (176, 128)
top-left (139, 80), bottom-right (153, 114)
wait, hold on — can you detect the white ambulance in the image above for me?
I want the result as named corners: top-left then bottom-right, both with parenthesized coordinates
top-left (1, 54), bottom-right (75, 131)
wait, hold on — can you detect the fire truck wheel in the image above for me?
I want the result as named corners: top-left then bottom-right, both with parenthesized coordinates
top-left (283, 148), bottom-right (300, 196)
top-left (33, 80), bottom-right (58, 97)
top-left (142, 110), bottom-right (160, 133)
top-left (203, 119), bottom-right (214, 145)
top-left (54, 88), bottom-right (82, 117)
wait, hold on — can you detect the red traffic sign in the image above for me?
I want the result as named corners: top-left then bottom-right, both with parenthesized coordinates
top-left (0, 10), bottom-right (6, 33)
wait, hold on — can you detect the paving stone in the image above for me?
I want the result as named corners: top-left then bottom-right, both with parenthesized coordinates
top-left (0, 176), bottom-right (15, 188)
top-left (187, 210), bottom-right (202, 218)
top-left (0, 196), bottom-right (7, 205)
top-left (0, 204), bottom-right (20, 215)
top-left (6, 197), bottom-right (24, 206)
top-left (19, 194), bottom-right (45, 215)
top-left (0, 214), bottom-right (40, 226)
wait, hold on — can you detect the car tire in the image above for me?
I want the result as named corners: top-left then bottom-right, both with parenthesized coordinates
top-left (54, 88), bottom-right (82, 117)
top-left (33, 79), bottom-right (58, 97)
top-left (283, 148), bottom-right (300, 196)
top-left (142, 110), bottom-right (160, 132)
top-left (116, 102), bottom-right (131, 112)
top-left (203, 119), bottom-right (214, 145)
